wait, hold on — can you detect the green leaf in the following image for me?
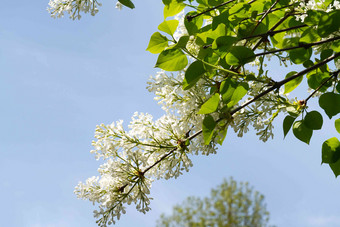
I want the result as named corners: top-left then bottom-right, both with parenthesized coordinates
top-left (118, 0), bottom-right (135, 9)
top-left (304, 111), bottom-right (323, 130)
top-left (284, 71), bottom-right (301, 94)
top-left (158, 20), bottom-right (179, 36)
top-left (225, 46), bottom-right (255, 66)
top-left (220, 78), bottom-right (248, 108)
top-left (185, 11), bottom-right (203, 35)
top-left (198, 93), bottom-right (220, 114)
top-left (332, 40), bottom-right (340, 52)
top-left (319, 92), bottom-right (340, 119)
top-left (212, 11), bottom-right (229, 30)
top-left (146, 32), bottom-right (169, 54)
top-left (163, 0), bottom-right (186, 18)
top-left (335, 119), bottom-right (340, 134)
top-left (322, 137), bottom-right (340, 164)
top-left (323, 137), bottom-right (340, 177)
top-left (317, 10), bottom-right (340, 37)
top-left (229, 3), bottom-right (251, 20)
top-left (208, 0), bottom-right (223, 6)
top-left (304, 10), bottom-right (325, 26)
top-left (289, 47), bottom-right (312, 64)
top-left (299, 27), bottom-right (320, 43)
top-left (202, 115), bottom-right (217, 145)
top-left (283, 115), bottom-right (295, 138)
top-left (307, 72), bottom-right (331, 91)
top-left (303, 60), bottom-right (314, 68)
top-left (320, 49), bottom-right (333, 60)
top-left (293, 120), bottom-right (313, 144)
top-left (171, 35), bottom-right (189, 49)
top-left (212, 36), bottom-right (238, 58)
top-left (236, 20), bottom-right (267, 38)
top-left (183, 61), bottom-right (206, 90)
top-left (155, 49), bottom-right (188, 71)
top-left (330, 161), bottom-right (340, 177)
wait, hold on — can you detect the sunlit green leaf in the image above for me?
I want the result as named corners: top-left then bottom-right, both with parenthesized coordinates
top-left (198, 93), bottom-right (220, 114)
top-left (220, 78), bottom-right (248, 108)
top-left (163, 0), bottom-right (186, 18)
top-left (146, 32), bottom-right (169, 54)
top-left (284, 71), bottom-right (300, 94)
top-left (158, 20), bottom-right (179, 36)
top-left (155, 49), bottom-right (188, 71)
top-left (335, 119), bottom-right (340, 134)
top-left (185, 11), bottom-right (203, 35)
top-left (322, 137), bottom-right (340, 164)
top-left (225, 46), bottom-right (255, 65)
top-left (299, 27), bottom-right (320, 43)
top-left (293, 120), bottom-right (313, 144)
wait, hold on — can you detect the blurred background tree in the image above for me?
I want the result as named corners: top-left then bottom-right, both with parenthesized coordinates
top-left (157, 177), bottom-right (272, 227)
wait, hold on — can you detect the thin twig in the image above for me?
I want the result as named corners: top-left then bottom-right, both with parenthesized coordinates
top-left (254, 36), bottom-right (340, 57)
top-left (186, 0), bottom-right (236, 22)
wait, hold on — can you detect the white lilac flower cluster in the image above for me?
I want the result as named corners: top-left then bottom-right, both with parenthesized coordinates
top-left (75, 71), bottom-right (219, 225)
top-left (291, 0), bottom-right (340, 22)
top-left (48, 0), bottom-right (102, 19)
top-left (231, 82), bottom-right (288, 142)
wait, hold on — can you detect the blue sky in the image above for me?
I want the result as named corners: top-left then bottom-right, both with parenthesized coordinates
top-left (1, 1), bottom-right (340, 227)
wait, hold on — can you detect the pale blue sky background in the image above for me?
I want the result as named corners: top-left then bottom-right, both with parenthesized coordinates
top-left (1, 1), bottom-right (340, 227)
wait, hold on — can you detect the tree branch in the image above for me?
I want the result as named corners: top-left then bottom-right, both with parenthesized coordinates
top-left (254, 36), bottom-right (340, 57)
top-left (186, 0), bottom-right (236, 22)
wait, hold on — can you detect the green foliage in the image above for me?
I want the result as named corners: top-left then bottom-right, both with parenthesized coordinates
top-left (304, 111), bottom-right (323, 130)
top-left (220, 78), bottom-right (248, 108)
top-left (157, 178), bottom-right (272, 227)
top-left (335, 119), bottom-right (340, 134)
top-left (202, 114), bottom-right (217, 144)
top-left (149, 0), bottom-right (340, 177)
top-left (283, 115), bottom-right (295, 138)
top-left (158, 20), bottom-right (179, 36)
top-left (225, 46), bottom-right (255, 66)
top-left (118, 0), bottom-right (135, 9)
top-left (183, 60), bottom-right (206, 90)
top-left (284, 71), bottom-right (300, 94)
top-left (146, 32), bottom-right (169, 54)
top-left (293, 120), bottom-right (313, 144)
top-left (198, 93), bottom-right (220, 114)
top-left (319, 92), bottom-right (340, 119)
top-left (163, 0), bottom-right (186, 18)
top-left (155, 49), bottom-right (188, 71)
top-left (322, 137), bottom-right (340, 177)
